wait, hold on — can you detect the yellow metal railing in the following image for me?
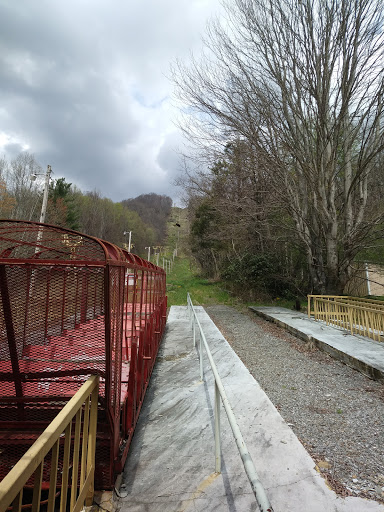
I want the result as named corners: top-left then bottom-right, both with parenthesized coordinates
top-left (0, 375), bottom-right (99, 512)
top-left (308, 295), bottom-right (384, 342)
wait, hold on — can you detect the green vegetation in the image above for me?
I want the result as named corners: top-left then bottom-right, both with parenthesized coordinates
top-left (166, 257), bottom-right (235, 307)
top-left (165, 254), bottom-right (308, 311)
top-left (164, 206), bottom-right (307, 309)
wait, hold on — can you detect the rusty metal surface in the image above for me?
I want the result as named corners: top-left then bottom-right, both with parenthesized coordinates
top-left (0, 220), bottom-right (167, 489)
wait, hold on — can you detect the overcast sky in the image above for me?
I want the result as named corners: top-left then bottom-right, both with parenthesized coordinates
top-left (0, 0), bottom-right (222, 203)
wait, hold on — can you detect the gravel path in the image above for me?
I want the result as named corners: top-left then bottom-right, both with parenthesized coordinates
top-left (204, 304), bottom-right (384, 504)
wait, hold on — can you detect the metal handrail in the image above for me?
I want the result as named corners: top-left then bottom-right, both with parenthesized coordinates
top-left (0, 375), bottom-right (99, 512)
top-left (307, 295), bottom-right (384, 341)
top-left (187, 293), bottom-right (274, 512)
top-left (308, 295), bottom-right (384, 314)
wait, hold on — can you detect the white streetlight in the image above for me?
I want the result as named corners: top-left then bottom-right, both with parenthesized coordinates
top-left (123, 231), bottom-right (132, 252)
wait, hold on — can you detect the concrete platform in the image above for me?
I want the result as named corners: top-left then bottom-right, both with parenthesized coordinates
top-left (117, 306), bottom-right (384, 512)
top-left (250, 306), bottom-right (384, 381)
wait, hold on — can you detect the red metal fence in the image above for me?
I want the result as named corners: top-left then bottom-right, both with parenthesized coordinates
top-left (0, 220), bottom-right (167, 489)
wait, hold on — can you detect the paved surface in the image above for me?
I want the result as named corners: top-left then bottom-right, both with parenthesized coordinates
top-left (250, 307), bottom-right (384, 381)
top-left (117, 306), bottom-right (384, 512)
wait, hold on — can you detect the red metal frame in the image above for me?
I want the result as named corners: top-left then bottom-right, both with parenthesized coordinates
top-left (0, 220), bottom-right (167, 489)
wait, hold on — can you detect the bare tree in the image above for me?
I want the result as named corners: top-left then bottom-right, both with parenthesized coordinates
top-left (173, 0), bottom-right (384, 293)
top-left (5, 153), bottom-right (43, 221)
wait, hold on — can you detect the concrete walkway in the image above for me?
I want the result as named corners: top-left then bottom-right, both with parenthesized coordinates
top-left (250, 307), bottom-right (384, 381)
top-left (117, 306), bottom-right (384, 512)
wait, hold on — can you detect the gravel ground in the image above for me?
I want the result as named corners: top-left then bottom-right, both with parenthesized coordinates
top-left (204, 304), bottom-right (384, 504)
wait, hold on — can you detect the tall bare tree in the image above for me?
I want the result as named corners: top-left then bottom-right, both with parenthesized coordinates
top-left (173, 0), bottom-right (384, 293)
top-left (4, 153), bottom-right (43, 221)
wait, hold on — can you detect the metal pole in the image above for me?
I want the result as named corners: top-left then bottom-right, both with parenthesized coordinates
top-left (123, 231), bottom-right (132, 252)
top-left (215, 381), bottom-right (221, 473)
top-left (33, 164), bottom-right (52, 265)
top-left (39, 165), bottom-right (51, 224)
top-left (145, 246), bottom-right (151, 261)
top-left (365, 262), bottom-right (371, 296)
top-left (205, 331), bottom-right (272, 510)
top-left (188, 294), bottom-right (193, 328)
top-left (199, 322), bottom-right (203, 381)
top-left (189, 295), bottom-right (274, 512)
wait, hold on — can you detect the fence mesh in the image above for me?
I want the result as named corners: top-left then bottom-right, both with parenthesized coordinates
top-left (0, 220), bottom-right (166, 488)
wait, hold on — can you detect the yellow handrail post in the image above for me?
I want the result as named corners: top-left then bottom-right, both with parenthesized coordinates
top-left (47, 440), bottom-right (59, 512)
top-left (0, 375), bottom-right (99, 512)
top-left (85, 378), bottom-right (99, 506)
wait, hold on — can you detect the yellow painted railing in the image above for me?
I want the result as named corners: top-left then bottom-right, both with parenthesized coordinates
top-left (0, 375), bottom-right (99, 512)
top-left (308, 295), bottom-right (384, 342)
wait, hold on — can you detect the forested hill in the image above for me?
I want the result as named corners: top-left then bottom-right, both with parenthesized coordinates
top-left (121, 194), bottom-right (172, 245)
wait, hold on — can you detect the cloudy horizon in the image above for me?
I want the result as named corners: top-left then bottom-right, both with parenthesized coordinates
top-left (0, 0), bottom-right (222, 203)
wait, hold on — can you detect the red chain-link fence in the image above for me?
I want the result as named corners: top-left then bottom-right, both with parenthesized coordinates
top-left (0, 220), bottom-right (167, 489)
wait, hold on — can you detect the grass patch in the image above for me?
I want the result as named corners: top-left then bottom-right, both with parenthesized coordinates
top-left (166, 256), bottom-right (307, 311)
top-left (166, 257), bottom-right (235, 307)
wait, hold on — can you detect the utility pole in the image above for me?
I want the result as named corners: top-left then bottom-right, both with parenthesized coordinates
top-left (39, 165), bottom-right (52, 223)
top-left (31, 164), bottom-right (52, 293)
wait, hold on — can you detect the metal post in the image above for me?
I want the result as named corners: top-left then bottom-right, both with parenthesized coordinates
top-left (215, 381), bottom-right (221, 473)
top-left (188, 294), bottom-right (274, 512)
top-left (34, 164), bottom-right (52, 255)
top-left (39, 165), bottom-right (51, 224)
top-left (145, 246), bottom-right (151, 261)
top-left (365, 262), bottom-right (371, 296)
top-left (199, 325), bottom-right (203, 381)
top-left (123, 231), bottom-right (132, 252)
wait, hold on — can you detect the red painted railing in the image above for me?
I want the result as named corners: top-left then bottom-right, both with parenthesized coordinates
top-left (0, 220), bottom-right (167, 490)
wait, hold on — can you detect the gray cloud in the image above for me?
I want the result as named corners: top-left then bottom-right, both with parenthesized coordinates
top-left (0, 0), bottom-right (222, 202)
